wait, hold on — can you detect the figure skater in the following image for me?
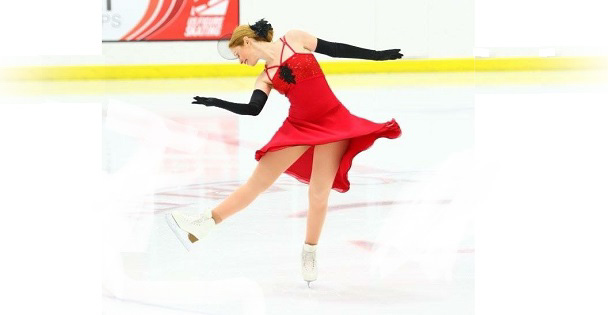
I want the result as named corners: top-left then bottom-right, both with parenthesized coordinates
top-left (166, 18), bottom-right (403, 287)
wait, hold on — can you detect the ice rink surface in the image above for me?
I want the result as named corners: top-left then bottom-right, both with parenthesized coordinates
top-left (3, 70), bottom-right (606, 314)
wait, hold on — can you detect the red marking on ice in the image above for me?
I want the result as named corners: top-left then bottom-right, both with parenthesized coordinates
top-left (287, 199), bottom-right (452, 218)
top-left (349, 240), bottom-right (474, 253)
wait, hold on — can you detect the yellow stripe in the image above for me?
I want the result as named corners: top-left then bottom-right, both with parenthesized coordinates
top-left (2, 70), bottom-right (605, 96)
top-left (1, 56), bottom-right (605, 81)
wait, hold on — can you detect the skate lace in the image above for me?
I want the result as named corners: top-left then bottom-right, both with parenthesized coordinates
top-left (302, 252), bottom-right (316, 269)
top-left (191, 214), bottom-right (210, 226)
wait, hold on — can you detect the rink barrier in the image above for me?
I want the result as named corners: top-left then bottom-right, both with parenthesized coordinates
top-left (0, 56), bottom-right (606, 81)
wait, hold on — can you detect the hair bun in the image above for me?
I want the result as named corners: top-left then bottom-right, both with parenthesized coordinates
top-left (249, 18), bottom-right (273, 38)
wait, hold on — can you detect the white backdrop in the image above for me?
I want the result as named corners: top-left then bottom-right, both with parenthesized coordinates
top-left (2, 0), bottom-right (607, 66)
top-left (7, 0), bottom-right (475, 66)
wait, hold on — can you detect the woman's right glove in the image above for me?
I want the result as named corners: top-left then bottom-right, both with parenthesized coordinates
top-left (192, 89), bottom-right (268, 116)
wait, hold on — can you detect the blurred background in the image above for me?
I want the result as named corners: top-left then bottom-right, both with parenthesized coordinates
top-left (0, 0), bottom-right (607, 315)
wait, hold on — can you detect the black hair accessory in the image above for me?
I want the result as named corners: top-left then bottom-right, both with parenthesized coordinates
top-left (249, 18), bottom-right (273, 38)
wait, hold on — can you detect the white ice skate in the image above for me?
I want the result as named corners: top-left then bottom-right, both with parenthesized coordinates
top-left (302, 243), bottom-right (318, 287)
top-left (165, 209), bottom-right (216, 251)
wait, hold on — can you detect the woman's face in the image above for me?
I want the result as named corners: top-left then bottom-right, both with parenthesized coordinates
top-left (231, 39), bottom-right (255, 66)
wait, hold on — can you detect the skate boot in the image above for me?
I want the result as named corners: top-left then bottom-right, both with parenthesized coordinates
top-left (302, 243), bottom-right (318, 287)
top-left (166, 208), bottom-right (216, 251)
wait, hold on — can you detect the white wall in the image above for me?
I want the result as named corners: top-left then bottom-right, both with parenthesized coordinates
top-left (5, 0), bottom-right (604, 67)
top-left (5, 0), bottom-right (474, 66)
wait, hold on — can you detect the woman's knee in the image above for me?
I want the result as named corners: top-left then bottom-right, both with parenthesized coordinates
top-left (308, 141), bottom-right (346, 202)
top-left (308, 185), bottom-right (331, 206)
top-left (245, 171), bottom-right (276, 193)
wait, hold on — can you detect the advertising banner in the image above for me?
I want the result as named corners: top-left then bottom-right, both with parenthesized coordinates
top-left (102, 0), bottom-right (239, 41)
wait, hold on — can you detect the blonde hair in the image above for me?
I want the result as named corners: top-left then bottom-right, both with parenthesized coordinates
top-left (228, 24), bottom-right (274, 48)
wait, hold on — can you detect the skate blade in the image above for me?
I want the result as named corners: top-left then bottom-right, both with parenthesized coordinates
top-left (165, 213), bottom-right (198, 251)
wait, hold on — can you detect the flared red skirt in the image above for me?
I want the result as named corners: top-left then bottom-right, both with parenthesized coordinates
top-left (255, 104), bottom-right (402, 193)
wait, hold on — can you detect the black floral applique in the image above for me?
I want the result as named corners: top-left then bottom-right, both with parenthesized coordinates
top-left (278, 65), bottom-right (296, 84)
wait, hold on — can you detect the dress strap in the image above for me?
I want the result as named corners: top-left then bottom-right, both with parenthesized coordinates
top-left (264, 68), bottom-right (273, 81)
top-left (265, 36), bottom-right (287, 70)
top-left (280, 35), bottom-right (296, 53)
top-left (264, 35), bottom-right (294, 81)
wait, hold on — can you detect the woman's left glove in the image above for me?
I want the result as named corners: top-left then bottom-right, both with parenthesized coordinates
top-left (375, 49), bottom-right (403, 60)
top-left (314, 37), bottom-right (403, 61)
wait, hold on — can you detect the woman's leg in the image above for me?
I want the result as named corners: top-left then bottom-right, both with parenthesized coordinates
top-left (211, 145), bottom-right (311, 223)
top-left (305, 139), bottom-right (350, 245)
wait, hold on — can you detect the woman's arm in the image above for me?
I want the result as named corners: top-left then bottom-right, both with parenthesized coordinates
top-left (192, 73), bottom-right (271, 116)
top-left (288, 29), bottom-right (402, 61)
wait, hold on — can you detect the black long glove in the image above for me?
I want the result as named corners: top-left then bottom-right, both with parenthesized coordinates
top-left (192, 89), bottom-right (268, 116)
top-left (314, 37), bottom-right (402, 61)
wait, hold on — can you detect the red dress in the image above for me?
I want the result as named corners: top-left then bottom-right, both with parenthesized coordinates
top-left (255, 35), bottom-right (402, 193)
